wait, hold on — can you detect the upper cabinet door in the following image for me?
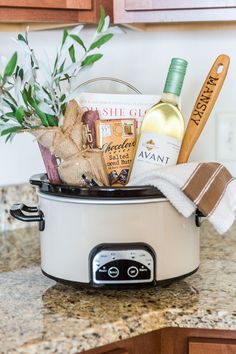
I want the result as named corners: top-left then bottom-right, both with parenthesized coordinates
top-left (114, 0), bottom-right (236, 24)
top-left (124, 0), bottom-right (236, 11)
top-left (0, 0), bottom-right (113, 25)
top-left (0, 0), bottom-right (92, 10)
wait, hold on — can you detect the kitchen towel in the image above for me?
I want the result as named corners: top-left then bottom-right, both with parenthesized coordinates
top-left (129, 162), bottom-right (236, 234)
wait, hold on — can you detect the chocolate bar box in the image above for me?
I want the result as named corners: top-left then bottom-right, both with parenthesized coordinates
top-left (96, 119), bottom-right (136, 186)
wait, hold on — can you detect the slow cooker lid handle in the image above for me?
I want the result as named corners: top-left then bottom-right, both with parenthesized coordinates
top-left (10, 203), bottom-right (45, 231)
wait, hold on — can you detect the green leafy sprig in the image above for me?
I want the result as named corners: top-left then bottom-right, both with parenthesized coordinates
top-left (0, 6), bottom-right (115, 142)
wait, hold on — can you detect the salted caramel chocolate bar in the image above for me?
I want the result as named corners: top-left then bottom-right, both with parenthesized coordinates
top-left (95, 119), bottom-right (136, 186)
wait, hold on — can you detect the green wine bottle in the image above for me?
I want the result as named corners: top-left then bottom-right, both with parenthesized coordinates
top-left (129, 58), bottom-right (188, 181)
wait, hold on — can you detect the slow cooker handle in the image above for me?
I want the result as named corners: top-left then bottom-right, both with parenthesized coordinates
top-left (195, 210), bottom-right (204, 227)
top-left (10, 204), bottom-right (45, 231)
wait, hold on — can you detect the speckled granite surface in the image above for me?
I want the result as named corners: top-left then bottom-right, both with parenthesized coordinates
top-left (0, 183), bottom-right (37, 232)
top-left (1, 221), bottom-right (236, 353)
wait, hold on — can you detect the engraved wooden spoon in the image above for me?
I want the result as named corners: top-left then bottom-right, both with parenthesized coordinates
top-left (177, 54), bottom-right (230, 164)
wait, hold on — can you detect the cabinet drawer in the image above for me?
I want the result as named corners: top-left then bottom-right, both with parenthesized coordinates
top-left (0, 0), bottom-right (92, 10)
top-left (189, 338), bottom-right (236, 354)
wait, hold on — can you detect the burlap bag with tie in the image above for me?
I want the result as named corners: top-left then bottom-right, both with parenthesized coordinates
top-left (32, 100), bottom-right (109, 187)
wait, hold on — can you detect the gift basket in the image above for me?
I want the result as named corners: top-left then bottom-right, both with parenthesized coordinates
top-left (2, 9), bottom-right (233, 289)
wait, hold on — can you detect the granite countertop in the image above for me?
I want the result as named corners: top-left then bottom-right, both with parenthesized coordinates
top-left (1, 221), bottom-right (236, 354)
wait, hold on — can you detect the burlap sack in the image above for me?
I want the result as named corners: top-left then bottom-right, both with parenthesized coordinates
top-left (32, 128), bottom-right (78, 160)
top-left (32, 100), bottom-right (109, 187)
top-left (58, 149), bottom-right (109, 187)
top-left (70, 122), bottom-right (88, 150)
top-left (61, 99), bottom-right (84, 133)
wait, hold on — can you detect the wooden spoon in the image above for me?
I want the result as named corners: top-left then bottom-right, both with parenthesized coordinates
top-left (177, 54), bottom-right (230, 164)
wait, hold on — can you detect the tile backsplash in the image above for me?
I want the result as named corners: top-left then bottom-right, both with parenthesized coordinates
top-left (0, 183), bottom-right (38, 233)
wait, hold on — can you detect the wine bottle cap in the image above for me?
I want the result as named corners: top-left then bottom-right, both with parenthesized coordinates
top-left (163, 58), bottom-right (188, 96)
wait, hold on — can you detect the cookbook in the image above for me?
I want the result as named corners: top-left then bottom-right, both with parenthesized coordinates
top-left (77, 92), bottom-right (160, 132)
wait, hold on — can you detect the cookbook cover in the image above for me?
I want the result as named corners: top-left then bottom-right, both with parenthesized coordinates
top-left (77, 92), bottom-right (161, 132)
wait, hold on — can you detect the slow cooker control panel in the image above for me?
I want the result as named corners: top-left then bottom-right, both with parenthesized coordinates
top-left (90, 243), bottom-right (155, 285)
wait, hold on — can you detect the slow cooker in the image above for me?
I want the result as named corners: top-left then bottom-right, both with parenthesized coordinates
top-left (10, 174), bottom-right (202, 288)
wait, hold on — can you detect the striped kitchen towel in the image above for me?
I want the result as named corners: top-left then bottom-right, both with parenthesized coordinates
top-left (129, 162), bottom-right (236, 234)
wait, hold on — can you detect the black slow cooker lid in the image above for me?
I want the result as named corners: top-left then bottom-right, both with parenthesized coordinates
top-left (30, 174), bottom-right (165, 200)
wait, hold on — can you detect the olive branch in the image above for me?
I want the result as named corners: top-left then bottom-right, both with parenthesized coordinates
top-left (0, 6), bottom-right (116, 142)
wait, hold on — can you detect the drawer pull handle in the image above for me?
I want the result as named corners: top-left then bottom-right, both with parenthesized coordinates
top-left (101, 348), bottom-right (129, 354)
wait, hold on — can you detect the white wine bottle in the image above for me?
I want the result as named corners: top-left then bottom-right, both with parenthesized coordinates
top-left (129, 58), bottom-right (187, 182)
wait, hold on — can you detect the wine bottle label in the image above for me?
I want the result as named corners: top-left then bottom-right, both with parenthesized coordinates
top-left (130, 132), bottom-right (180, 180)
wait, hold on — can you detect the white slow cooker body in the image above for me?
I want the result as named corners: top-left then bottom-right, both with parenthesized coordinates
top-left (38, 192), bottom-right (200, 285)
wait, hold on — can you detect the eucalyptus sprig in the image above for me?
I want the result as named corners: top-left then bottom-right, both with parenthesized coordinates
top-left (0, 6), bottom-right (115, 142)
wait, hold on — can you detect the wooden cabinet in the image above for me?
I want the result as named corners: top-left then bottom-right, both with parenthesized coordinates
top-left (0, 1), bottom-right (92, 10)
top-left (0, 0), bottom-right (113, 31)
top-left (161, 328), bottom-right (236, 354)
top-left (84, 328), bottom-right (236, 354)
top-left (85, 330), bottom-right (161, 354)
top-left (113, 0), bottom-right (236, 26)
top-left (188, 338), bottom-right (236, 354)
